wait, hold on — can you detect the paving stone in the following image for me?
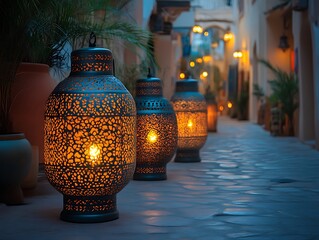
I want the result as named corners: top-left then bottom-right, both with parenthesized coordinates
top-left (227, 231), bottom-right (262, 238)
top-left (217, 208), bottom-right (258, 216)
top-left (143, 216), bottom-right (193, 227)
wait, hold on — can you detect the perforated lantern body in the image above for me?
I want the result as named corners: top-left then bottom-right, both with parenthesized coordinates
top-left (44, 47), bottom-right (136, 223)
top-left (171, 79), bottom-right (207, 162)
top-left (134, 77), bottom-right (177, 180)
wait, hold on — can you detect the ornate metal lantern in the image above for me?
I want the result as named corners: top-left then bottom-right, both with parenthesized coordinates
top-left (171, 79), bottom-right (207, 162)
top-left (44, 39), bottom-right (136, 223)
top-left (134, 74), bottom-right (177, 180)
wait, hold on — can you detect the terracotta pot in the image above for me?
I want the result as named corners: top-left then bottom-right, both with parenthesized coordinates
top-left (0, 133), bottom-right (32, 205)
top-left (10, 63), bottom-right (58, 164)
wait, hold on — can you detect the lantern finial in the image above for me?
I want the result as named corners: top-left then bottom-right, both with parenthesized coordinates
top-left (89, 32), bottom-right (97, 47)
top-left (147, 68), bottom-right (153, 78)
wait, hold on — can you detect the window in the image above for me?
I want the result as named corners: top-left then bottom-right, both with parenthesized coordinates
top-left (238, 0), bottom-right (244, 17)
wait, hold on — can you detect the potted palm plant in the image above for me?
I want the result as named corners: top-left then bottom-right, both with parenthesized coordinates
top-left (0, 0), bottom-right (38, 204)
top-left (253, 83), bottom-right (265, 125)
top-left (10, 0), bottom-right (153, 166)
top-left (1, 0), bottom-right (153, 202)
top-left (259, 59), bottom-right (298, 136)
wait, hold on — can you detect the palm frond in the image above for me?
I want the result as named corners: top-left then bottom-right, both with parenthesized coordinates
top-left (0, 0), bottom-right (40, 133)
top-left (253, 83), bottom-right (264, 98)
top-left (258, 58), bottom-right (298, 121)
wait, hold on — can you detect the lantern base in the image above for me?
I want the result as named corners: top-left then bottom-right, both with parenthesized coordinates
top-left (133, 172), bottom-right (167, 181)
top-left (175, 149), bottom-right (201, 163)
top-left (133, 166), bottom-right (167, 181)
top-left (60, 195), bottom-right (119, 223)
top-left (208, 128), bottom-right (217, 132)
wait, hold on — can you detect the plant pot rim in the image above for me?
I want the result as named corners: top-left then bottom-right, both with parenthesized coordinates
top-left (18, 62), bottom-right (49, 73)
top-left (0, 133), bottom-right (26, 140)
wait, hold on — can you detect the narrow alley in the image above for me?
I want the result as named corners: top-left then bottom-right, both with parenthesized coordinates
top-left (1, 116), bottom-right (318, 240)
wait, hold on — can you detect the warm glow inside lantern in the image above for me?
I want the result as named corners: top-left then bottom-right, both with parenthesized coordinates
top-left (171, 79), bottom-right (207, 162)
top-left (134, 75), bottom-right (177, 180)
top-left (44, 45), bottom-right (136, 223)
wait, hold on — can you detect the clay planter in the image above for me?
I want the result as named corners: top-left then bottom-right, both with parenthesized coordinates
top-left (10, 63), bottom-right (58, 164)
top-left (0, 133), bottom-right (32, 205)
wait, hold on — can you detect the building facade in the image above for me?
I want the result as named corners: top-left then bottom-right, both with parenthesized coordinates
top-left (233, 0), bottom-right (319, 148)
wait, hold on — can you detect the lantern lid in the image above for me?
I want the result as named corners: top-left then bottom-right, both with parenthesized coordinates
top-left (70, 47), bottom-right (113, 76)
top-left (175, 78), bottom-right (199, 92)
top-left (136, 74), bottom-right (163, 97)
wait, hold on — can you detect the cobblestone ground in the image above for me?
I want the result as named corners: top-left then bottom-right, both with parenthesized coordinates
top-left (1, 116), bottom-right (319, 240)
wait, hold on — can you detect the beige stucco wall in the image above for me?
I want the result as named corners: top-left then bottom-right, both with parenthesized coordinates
top-left (154, 34), bottom-right (180, 100)
top-left (309, 0), bottom-right (319, 148)
top-left (293, 10), bottom-right (315, 141)
top-left (234, 0), bottom-right (319, 144)
top-left (235, 0), bottom-right (295, 124)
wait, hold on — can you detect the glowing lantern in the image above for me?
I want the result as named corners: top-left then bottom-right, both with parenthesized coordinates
top-left (206, 98), bottom-right (218, 132)
top-left (134, 75), bottom-right (178, 180)
top-left (179, 72), bottom-right (186, 79)
top-left (196, 58), bottom-right (203, 64)
top-left (203, 56), bottom-right (212, 63)
top-left (189, 61), bottom-right (195, 68)
top-left (44, 39), bottom-right (136, 223)
top-left (171, 79), bottom-right (208, 162)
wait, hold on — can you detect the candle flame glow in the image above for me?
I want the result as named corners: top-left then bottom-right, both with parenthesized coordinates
top-left (187, 119), bottom-right (193, 128)
top-left (89, 144), bottom-right (100, 161)
top-left (147, 130), bottom-right (158, 143)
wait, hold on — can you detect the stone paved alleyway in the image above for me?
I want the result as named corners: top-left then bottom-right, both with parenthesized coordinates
top-left (1, 116), bottom-right (319, 240)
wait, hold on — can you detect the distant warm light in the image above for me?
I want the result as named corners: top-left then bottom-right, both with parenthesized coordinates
top-left (233, 50), bottom-right (243, 58)
top-left (290, 50), bottom-right (295, 72)
top-left (88, 143), bottom-right (100, 161)
top-left (202, 71), bottom-right (208, 78)
top-left (204, 31), bottom-right (209, 36)
top-left (180, 73), bottom-right (186, 79)
top-left (187, 119), bottom-right (193, 128)
top-left (227, 101), bottom-right (233, 109)
top-left (189, 61), bottom-right (195, 67)
top-left (203, 56), bottom-right (212, 63)
top-left (224, 32), bottom-right (233, 42)
top-left (196, 58), bottom-right (203, 64)
top-left (211, 42), bottom-right (219, 48)
top-left (192, 25), bottom-right (203, 33)
top-left (219, 105), bottom-right (224, 112)
top-left (147, 130), bottom-right (158, 143)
